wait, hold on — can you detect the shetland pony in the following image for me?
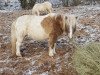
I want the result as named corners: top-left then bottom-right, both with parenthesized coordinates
top-left (32, 1), bottom-right (52, 15)
top-left (11, 13), bottom-right (77, 57)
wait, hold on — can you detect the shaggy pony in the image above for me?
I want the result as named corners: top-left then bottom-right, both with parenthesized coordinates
top-left (11, 13), bottom-right (77, 57)
top-left (32, 1), bottom-right (52, 15)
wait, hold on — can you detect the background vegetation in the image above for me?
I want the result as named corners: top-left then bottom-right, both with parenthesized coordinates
top-left (19, 0), bottom-right (36, 9)
top-left (19, 0), bottom-right (100, 9)
top-left (73, 43), bottom-right (100, 75)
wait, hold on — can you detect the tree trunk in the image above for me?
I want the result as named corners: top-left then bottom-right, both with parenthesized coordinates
top-left (19, 0), bottom-right (36, 9)
top-left (62, 0), bottom-right (81, 7)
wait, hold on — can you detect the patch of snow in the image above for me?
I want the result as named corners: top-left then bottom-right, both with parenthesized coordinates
top-left (25, 57), bottom-right (32, 61)
top-left (68, 5), bottom-right (100, 19)
top-left (0, 0), bottom-right (21, 11)
top-left (31, 60), bottom-right (36, 65)
top-left (0, 10), bottom-right (10, 13)
top-left (40, 71), bottom-right (49, 75)
top-left (0, 67), bottom-right (15, 73)
top-left (23, 66), bottom-right (38, 75)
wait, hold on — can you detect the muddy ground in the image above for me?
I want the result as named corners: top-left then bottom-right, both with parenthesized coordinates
top-left (0, 5), bottom-right (100, 75)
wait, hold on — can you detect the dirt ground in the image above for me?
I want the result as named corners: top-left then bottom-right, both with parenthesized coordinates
top-left (0, 5), bottom-right (100, 75)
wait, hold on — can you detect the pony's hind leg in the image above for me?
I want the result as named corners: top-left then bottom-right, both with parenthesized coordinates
top-left (16, 36), bottom-right (23, 57)
top-left (11, 37), bottom-right (16, 56)
top-left (11, 21), bottom-right (17, 57)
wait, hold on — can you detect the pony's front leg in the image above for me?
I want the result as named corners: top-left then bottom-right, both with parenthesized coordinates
top-left (48, 34), bottom-right (57, 56)
top-left (53, 43), bottom-right (56, 54)
top-left (49, 44), bottom-right (56, 57)
top-left (16, 37), bottom-right (23, 57)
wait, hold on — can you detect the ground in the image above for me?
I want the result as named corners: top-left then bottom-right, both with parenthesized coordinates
top-left (0, 5), bottom-right (100, 75)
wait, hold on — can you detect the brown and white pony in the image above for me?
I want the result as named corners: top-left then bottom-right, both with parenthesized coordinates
top-left (32, 1), bottom-right (52, 15)
top-left (11, 13), bottom-right (77, 57)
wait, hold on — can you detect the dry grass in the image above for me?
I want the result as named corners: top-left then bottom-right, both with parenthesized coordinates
top-left (73, 42), bottom-right (100, 75)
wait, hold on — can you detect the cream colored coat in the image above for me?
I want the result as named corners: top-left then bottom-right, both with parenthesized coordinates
top-left (11, 13), bottom-right (77, 57)
top-left (32, 1), bottom-right (52, 15)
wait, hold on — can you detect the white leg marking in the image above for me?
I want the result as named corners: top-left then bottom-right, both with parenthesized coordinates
top-left (49, 47), bottom-right (54, 56)
top-left (49, 43), bottom-right (56, 56)
top-left (53, 43), bottom-right (56, 54)
top-left (16, 41), bottom-right (22, 56)
top-left (69, 24), bottom-right (73, 39)
top-left (16, 37), bottom-right (23, 57)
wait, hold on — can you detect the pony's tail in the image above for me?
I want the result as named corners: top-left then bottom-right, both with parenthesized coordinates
top-left (11, 21), bottom-right (17, 56)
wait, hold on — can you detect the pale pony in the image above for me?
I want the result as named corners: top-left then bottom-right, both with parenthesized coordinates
top-left (32, 1), bottom-right (52, 15)
top-left (11, 13), bottom-right (77, 57)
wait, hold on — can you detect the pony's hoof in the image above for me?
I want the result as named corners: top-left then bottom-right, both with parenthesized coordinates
top-left (53, 51), bottom-right (56, 54)
top-left (16, 53), bottom-right (22, 57)
top-left (49, 52), bottom-right (54, 57)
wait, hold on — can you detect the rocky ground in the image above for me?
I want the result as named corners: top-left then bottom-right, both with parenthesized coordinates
top-left (0, 5), bottom-right (100, 75)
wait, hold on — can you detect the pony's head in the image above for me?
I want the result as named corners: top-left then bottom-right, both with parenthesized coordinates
top-left (64, 14), bottom-right (77, 39)
top-left (53, 14), bottom-right (77, 39)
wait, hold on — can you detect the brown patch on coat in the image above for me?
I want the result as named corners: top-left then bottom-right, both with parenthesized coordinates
top-left (41, 14), bottom-right (64, 48)
top-left (41, 14), bottom-right (64, 37)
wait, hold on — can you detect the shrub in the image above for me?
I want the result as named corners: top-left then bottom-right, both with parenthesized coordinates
top-left (73, 43), bottom-right (100, 75)
top-left (19, 0), bottom-right (36, 9)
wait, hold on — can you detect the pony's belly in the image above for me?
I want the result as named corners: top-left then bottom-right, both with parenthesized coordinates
top-left (29, 33), bottom-right (48, 41)
top-left (28, 28), bottom-right (49, 41)
top-left (29, 34), bottom-right (48, 40)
